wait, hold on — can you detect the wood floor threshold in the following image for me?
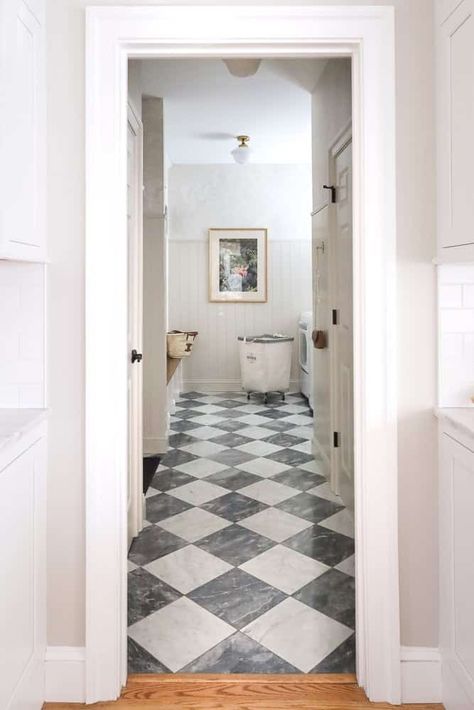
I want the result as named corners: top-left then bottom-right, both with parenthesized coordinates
top-left (43, 673), bottom-right (444, 709)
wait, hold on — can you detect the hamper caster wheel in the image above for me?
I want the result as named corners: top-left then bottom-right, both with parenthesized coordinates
top-left (282, 392), bottom-right (286, 401)
top-left (247, 393), bottom-right (251, 400)
top-left (264, 394), bottom-right (268, 404)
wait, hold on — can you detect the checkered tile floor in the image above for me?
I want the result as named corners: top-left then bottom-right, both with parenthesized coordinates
top-left (128, 391), bottom-right (355, 674)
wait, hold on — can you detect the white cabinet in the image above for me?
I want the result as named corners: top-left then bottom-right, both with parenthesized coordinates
top-left (436, 0), bottom-right (474, 261)
top-left (0, 420), bottom-right (47, 710)
top-left (0, 0), bottom-right (46, 261)
top-left (439, 418), bottom-right (474, 708)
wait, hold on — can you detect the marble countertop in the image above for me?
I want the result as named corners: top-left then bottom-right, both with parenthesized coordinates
top-left (0, 409), bottom-right (48, 451)
top-left (435, 407), bottom-right (474, 439)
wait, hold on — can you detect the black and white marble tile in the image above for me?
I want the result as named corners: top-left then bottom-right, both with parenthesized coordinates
top-left (127, 391), bottom-right (355, 675)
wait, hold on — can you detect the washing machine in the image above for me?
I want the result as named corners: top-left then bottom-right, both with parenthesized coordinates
top-left (298, 311), bottom-right (314, 411)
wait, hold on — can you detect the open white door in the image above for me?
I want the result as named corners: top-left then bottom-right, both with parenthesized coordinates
top-left (127, 103), bottom-right (144, 545)
top-left (330, 129), bottom-right (354, 509)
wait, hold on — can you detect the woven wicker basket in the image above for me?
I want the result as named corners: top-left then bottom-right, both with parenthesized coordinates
top-left (167, 330), bottom-right (198, 358)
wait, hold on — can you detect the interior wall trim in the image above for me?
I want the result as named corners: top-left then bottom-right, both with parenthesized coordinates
top-left (44, 646), bottom-right (86, 703)
top-left (400, 646), bottom-right (441, 703)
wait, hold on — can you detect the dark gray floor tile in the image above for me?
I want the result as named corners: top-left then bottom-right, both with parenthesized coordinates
top-left (271, 468), bottom-right (326, 491)
top-left (262, 432), bottom-right (306, 447)
top-left (216, 399), bottom-right (245, 408)
top-left (178, 391), bottom-right (205, 400)
top-left (182, 632), bottom-right (299, 673)
top-left (277, 491), bottom-right (343, 524)
top-left (196, 524), bottom-right (275, 565)
top-left (176, 399), bottom-right (205, 408)
top-left (201, 492), bottom-right (268, 522)
top-left (294, 569), bottom-right (356, 628)
top-left (173, 409), bottom-right (203, 420)
top-left (128, 525), bottom-right (187, 566)
top-left (218, 409), bottom-right (249, 419)
top-left (265, 448), bottom-right (314, 466)
top-left (169, 419), bottom-right (200, 433)
top-left (208, 449), bottom-right (255, 467)
top-left (203, 467), bottom-right (262, 491)
top-left (262, 420), bottom-right (299, 433)
top-left (128, 637), bottom-right (171, 673)
top-left (258, 409), bottom-right (293, 419)
top-left (213, 419), bottom-right (247, 433)
top-left (310, 633), bottom-right (356, 673)
top-left (168, 432), bottom-right (199, 449)
top-left (160, 448), bottom-right (197, 468)
top-left (146, 493), bottom-right (193, 523)
top-left (150, 468), bottom-right (196, 492)
top-left (283, 524), bottom-right (354, 566)
top-left (128, 568), bottom-right (181, 625)
top-left (209, 433), bottom-right (253, 448)
top-left (188, 568), bottom-right (286, 629)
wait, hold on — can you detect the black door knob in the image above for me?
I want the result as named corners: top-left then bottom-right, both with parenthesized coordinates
top-left (131, 349), bottom-right (143, 364)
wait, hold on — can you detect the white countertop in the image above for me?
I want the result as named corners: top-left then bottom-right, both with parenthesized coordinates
top-left (0, 409), bottom-right (48, 450)
top-left (435, 407), bottom-right (474, 439)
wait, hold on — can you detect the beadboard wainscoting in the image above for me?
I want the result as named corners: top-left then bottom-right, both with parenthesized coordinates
top-left (0, 262), bottom-right (46, 408)
top-left (168, 240), bottom-right (312, 392)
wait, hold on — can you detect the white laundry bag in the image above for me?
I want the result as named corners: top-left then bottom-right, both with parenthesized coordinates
top-left (238, 334), bottom-right (294, 396)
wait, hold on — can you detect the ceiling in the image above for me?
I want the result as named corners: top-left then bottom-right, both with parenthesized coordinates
top-left (133, 58), bottom-right (327, 165)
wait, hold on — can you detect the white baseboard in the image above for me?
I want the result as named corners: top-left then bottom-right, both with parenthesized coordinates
top-left (143, 436), bottom-right (168, 455)
top-left (45, 646), bottom-right (86, 702)
top-left (400, 646), bottom-right (441, 703)
top-left (182, 379), bottom-right (300, 394)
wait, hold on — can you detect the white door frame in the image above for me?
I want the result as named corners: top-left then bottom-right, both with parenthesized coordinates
top-left (85, 5), bottom-right (399, 703)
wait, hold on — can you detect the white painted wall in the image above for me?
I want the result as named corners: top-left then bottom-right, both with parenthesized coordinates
top-left (168, 164), bottom-right (312, 391)
top-left (46, 0), bottom-right (437, 652)
top-left (311, 59), bottom-right (352, 471)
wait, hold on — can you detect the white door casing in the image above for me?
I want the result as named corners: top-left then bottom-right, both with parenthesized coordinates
top-left (85, 6), bottom-right (399, 703)
top-left (329, 130), bottom-right (354, 509)
top-left (127, 103), bottom-right (144, 546)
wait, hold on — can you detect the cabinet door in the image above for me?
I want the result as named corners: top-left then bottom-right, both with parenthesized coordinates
top-left (439, 432), bottom-right (474, 707)
top-left (437, 0), bottom-right (474, 258)
top-left (0, 436), bottom-right (46, 710)
top-left (0, 0), bottom-right (45, 260)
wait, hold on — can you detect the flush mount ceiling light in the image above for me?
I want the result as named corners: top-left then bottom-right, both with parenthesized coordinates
top-left (223, 59), bottom-right (261, 77)
top-left (231, 135), bottom-right (251, 164)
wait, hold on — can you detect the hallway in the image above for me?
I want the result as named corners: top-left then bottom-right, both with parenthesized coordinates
top-left (127, 392), bottom-right (355, 674)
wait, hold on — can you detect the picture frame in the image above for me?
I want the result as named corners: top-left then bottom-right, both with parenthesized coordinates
top-left (208, 228), bottom-right (268, 303)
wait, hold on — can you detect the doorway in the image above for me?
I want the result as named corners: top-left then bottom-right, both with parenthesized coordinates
top-left (126, 56), bottom-right (355, 676)
top-left (85, 5), bottom-right (399, 703)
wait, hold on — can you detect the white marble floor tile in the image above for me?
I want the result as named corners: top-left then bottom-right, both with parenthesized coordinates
top-left (236, 457), bottom-right (292, 478)
top-left (319, 508), bottom-right (355, 538)
top-left (280, 414), bottom-right (314, 426)
top-left (180, 440), bottom-right (227, 458)
top-left (238, 426), bottom-right (278, 440)
top-left (235, 440), bottom-right (283, 457)
top-left (189, 414), bottom-right (227, 426)
top-left (307, 481), bottom-right (342, 504)
top-left (128, 597), bottom-right (234, 672)
top-left (290, 440), bottom-right (312, 454)
top-left (174, 458), bottom-right (228, 479)
top-left (168, 479), bottom-right (228, 506)
top-left (158, 507), bottom-right (231, 543)
top-left (335, 553), bottom-right (356, 577)
top-left (145, 488), bottom-right (160, 498)
top-left (233, 403), bottom-right (269, 414)
top-left (238, 507), bottom-right (312, 542)
top-left (127, 560), bottom-right (138, 572)
top-left (145, 545), bottom-right (232, 594)
top-left (240, 545), bottom-right (329, 594)
top-left (239, 479), bottom-right (299, 505)
top-left (242, 597), bottom-right (353, 672)
top-left (236, 414), bottom-right (272, 426)
top-left (185, 426), bottom-right (223, 440)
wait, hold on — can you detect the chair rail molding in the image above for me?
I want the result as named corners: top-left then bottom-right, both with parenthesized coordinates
top-left (85, 5), bottom-right (399, 703)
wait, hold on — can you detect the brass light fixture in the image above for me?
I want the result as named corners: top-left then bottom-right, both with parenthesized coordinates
top-left (231, 135), bottom-right (251, 164)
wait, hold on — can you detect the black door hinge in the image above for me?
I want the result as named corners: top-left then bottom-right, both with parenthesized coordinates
top-left (323, 184), bottom-right (336, 203)
top-left (332, 309), bottom-right (338, 325)
top-left (333, 431), bottom-right (340, 448)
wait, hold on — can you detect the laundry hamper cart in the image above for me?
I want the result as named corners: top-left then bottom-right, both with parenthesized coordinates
top-left (238, 334), bottom-right (294, 403)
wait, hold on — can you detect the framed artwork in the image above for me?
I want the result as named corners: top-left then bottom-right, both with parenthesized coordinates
top-left (208, 228), bottom-right (268, 303)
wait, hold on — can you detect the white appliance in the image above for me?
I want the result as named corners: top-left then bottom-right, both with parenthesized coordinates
top-left (298, 311), bottom-right (314, 411)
